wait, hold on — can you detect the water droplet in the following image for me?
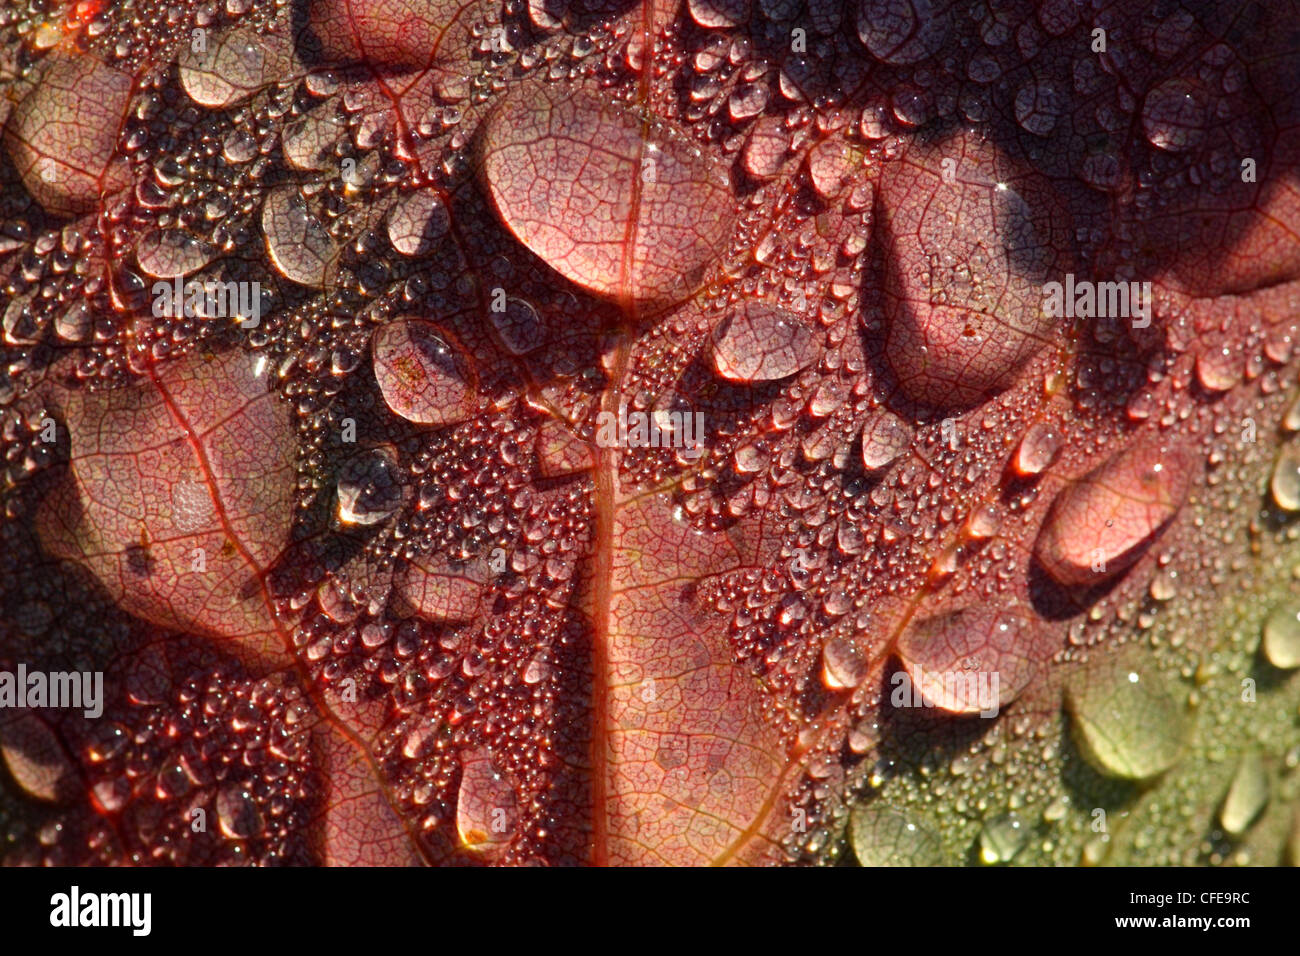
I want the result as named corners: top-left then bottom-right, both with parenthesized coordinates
top-left (1269, 447), bottom-right (1300, 512)
top-left (1013, 422), bottom-right (1062, 476)
top-left (822, 636), bottom-right (869, 690)
top-left (489, 297), bottom-right (547, 355)
top-left (1065, 659), bottom-right (1189, 780)
top-left (1282, 395), bottom-right (1300, 433)
top-left (135, 230), bottom-right (217, 279)
top-left (481, 82), bottom-right (734, 308)
top-left (216, 783), bottom-right (264, 838)
top-left (712, 302), bottom-right (819, 382)
top-left (850, 807), bottom-right (942, 865)
top-left (372, 319), bottom-right (476, 425)
top-left (1141, 79), bottom-right (1207, 153)
top-left (4, 53), bottom-right (132, 215)
top-left (687, 0), bottom-right (749, 28)
top-left (1262, 604), bottom-right (1300, 669)
top-left (806, 139), bottom-right (859, 200)
top-left (396, 554), bottom-right (487, 623)
top-left (336, 447), bottom-right (404, 526)
top-left (1014, 80), bottom-right (1062, 136)
top-left (1195, 347), bottom-right (1239, 392)
top-left (978, 814), bottom-right (1026, 864)
top-left (457, 749), bottom-right (518, 854)
top-left (856, 0), bottom-right (951, 65)
top-left (179, 27), bottom-right (294, 110)
top-left (387, 190), bottom-right (451, 257)
top-left (1036, 439), bottom-right (1192, 587)
top-left (1219, 753), bottom-right (1269, 837)
top-left (860, 411), bottom-right (912, 470)
top-left (877, 129), bottom-right (1061, 408)
top-left (965, 502), bottom-right (1001, 539)
top-left (282, 108), bottom-right (348, 172)
top-left (262, 186), bottom-right (336, 287)
top-left (0, 713), bottom-right (76, 803)
top-left (896, 608), bottom-right (1042, 714)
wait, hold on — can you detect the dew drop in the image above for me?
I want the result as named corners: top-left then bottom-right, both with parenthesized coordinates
top-left (336, 447), bottom-right (404, 526)
top-left (387, 190), bottom-right (450, 257)
top-left (856, 0), bottom-right (951, 65)
top-left (1218, 753), bottom-right (1269, 837)
top-left (1194, 347), bottom-right (1239, 392)
top-left (178, 26), bottom-right (294, 110)
top-left (216, 783), bottom-right (264, 839)
top-left (712, 302), bottom-right (819, 382)
top-left (1065, 660), bottom-right (1189, 780)
top-left (687, 0), bottom-right (749, 28)
top-left (849, 807), bottom-right (942, 866)
top-left (489, 297), bottom-right (547, 355)
top-left (896, 608), bottom-right (1040, 714)
top-left (0, 713), bottom-right (76, 803)
top-left (372, 319), bottom-right (476, 426)
top-left (395, 554), bottom-right (487, 623)
top-left (978, 814), bottom-right (1026, 864)
top-left (262, 186), bottom-right (336, 287)
top-left (821, 636), bottom-right (869, 690)
top-left (1013, 422), bottom-right (1062, 476)
top-left (135, 230), bottom-right (217, 279)
top-left (877, 129), bottom-right (1062, 408)
top-left (860, 411), bottom-right (912, 470)
top-left (1262, 604), bottom-right (1300, 670)
top-left (1269, 447), bottom-right (1300, 512)
top-left (480, 82), bottom-right (735, 308)
top-left (456, 749), bottom-right (518, 854)
top-left (1141, 79), bottom-right (1207, 153)
top-left (282, 108), bottom-right (348, 172)
top-left (4, 53), bottom-right (132, 216)
top-left (1035, 439), bottom-right (1192, 587)
top-left (1014, 80), bottom-right (1062, 137)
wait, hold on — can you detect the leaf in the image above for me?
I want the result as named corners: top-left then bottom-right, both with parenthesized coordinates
top-left (1, 0), bottom-right (1300, 870)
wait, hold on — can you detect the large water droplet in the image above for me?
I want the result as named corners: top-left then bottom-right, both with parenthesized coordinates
top-left (1065, 659), bottom-right (1189, 780)
top-left (1262, 604), bottom-right (1300, 669)
top-left (978, 814), bottom-right (1027, 864)
top-left (0, 713), bottom-right (76, 803)
top-left (262, 186), bottom-right (337, 287)
top-left (336, 447), bottom-right (404, 526)
top-left (456, 749), bottom-right (518, 854)
top-left (387, 190), bottom-right (450, 257)
top-left (179, 26), bottom-right (295, 110)
top-left (850, 807), bottom-right (942, 865)
top-left (687, 0), bottom-right (749, 28)
top-left (4, 53), bottom-right (132, 216)
top-left (372, 318), bottom-right (476, 425)
top-left (877, 129), bottom-right (1063, 409)
top-left (860, 411), bottom-right (913, 470)
top-left (896, 608), bottom-right (1042, 714)
top-left (282, 107), bottom-right (348, 172)
top-left (480, 82), bottom-right (735, 309)
top-left (1269, 447), bottom-right (1300, 512)
top-left (1013, 422), bottom-right (1062, 476)
top-left (216, 783), bottom-right (264, 839)
top-left (1035, 439), bottom-right (1192, 587)
top-left (135, 230), bottom-right (217, 279)
top-left (821, 636), bottom-right (869, 690)
top-left (395, 554), bottom-right (487, 622)
top-left (856, 0), bottom-right (951, 65)
top-left (489, 297), bottom-right (547, 355)
top-left (1219, 753), bottom-right (1269, 837)
top-left (712, 302), bottom-right (818, 382)
top-left (1141, 78), bottom-right (1208, 153)
top-left (1014, 80), bottom-right (1062, 137)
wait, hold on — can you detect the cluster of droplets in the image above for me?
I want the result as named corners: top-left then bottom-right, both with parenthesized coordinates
top-left (9, 670), bottom-right (315, 865)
